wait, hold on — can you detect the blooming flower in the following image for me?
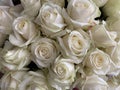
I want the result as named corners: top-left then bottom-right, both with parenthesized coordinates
top-left (48, 55), bottom-right (76, 90)
top-left (35, 2), bottom-right (66, 36)
top-left (30, 38), bottom-right (59, 68)
top-left (9, 15), bottom-right (40, 47)
top-left (58, 29), bottom-right (90, 64)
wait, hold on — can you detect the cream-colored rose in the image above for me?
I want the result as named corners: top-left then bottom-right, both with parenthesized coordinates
top-left (106, 16), bottom-right (120, 39)
top-left (102, 0), bottom-right (120, 17)
top-left (35, 2), bottom-right (66, 36)
top-left (41, 0), bottom-right (65, 7)
top-left (18, 71), bottom-right (54, 90)
top-left (9, 16), bottom-right (40, 47)
top-left (62, 0), bottom-right (101, 29)
top-left (0, 47), bottom-right (31, 71)
top-left (58, 29), bottom-right (90, 64)
top-left (81, 75), bottom-right (109, 90)
top-left (84, 48), bottom-right (112, 75)
top-left (0, 71), bottom-right (27, 90)
top-left (31, 38), bottom-right (59, 68)
top-left (106, 41), bottom-right (120, 68)
top-left (48, 55), bottom-right (76, 90)
top-left (21, 0), bottom-right (41, 19)
top-left (0, 6), bottom-right (14, 34)
top-left (90, 24), bottom-right (117, 48)
top-left (92, 0), bottom-right (108, 7)
top-left (0, 6), bottom-right (14, 46)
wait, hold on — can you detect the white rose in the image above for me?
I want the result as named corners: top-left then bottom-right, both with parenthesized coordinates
top-left (0, 47), bottom-right (31, 71)
top-left (48, 55), bottom-right (76, 90)
top-left (9, 16), bottom-right (40, 47)
top-left (31, 38), bottom-right (59, 68)
top-left (106, 41), bottom-right (120, 68)
top-left (41, 0), bottom-right (65, 7)
top-left (21, 0), bottom-right (41, 19)
top-left (0, 71), bottom-right (27, 90)
top-left (84, 48), bottom-right (112, 75)
top-left (62, 0), bottom-right (101, 29)
top-left (0, 6), bottom-right (14, 34)
top-left (57, 29), bottom-right (90, 64)
top-left (92, 0), bottom-right (108, 7)
top-left (81, 75), bottom-right (109, 90)
top-left (19, 71), bottom-right (54, 90)
top-left (106, 16), bottom-right (120, 39)
top-left (35, 2), bottom-right (66, 36)
top-left (0, 6), bottom-right (14, 46)
top-left (90, 24), bottom-right (117, 48)
top-left (102, 0), bottom-right (120, 17)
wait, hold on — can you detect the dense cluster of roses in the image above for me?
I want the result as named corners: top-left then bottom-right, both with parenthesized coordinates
top-left (0, 0), bottom-right (120, 90)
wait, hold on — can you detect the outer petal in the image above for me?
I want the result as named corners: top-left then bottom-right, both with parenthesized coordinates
top-left (90, 24), bottom-right (117, 47)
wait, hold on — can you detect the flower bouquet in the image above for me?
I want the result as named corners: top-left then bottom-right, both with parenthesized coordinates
top-left (0, 0), bottom-right (120, 90)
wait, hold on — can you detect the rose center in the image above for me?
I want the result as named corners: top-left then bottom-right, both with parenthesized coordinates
top-left (56, 65), bottom-right (66, 76)
top-left (43, 9), bottom-right (57, 23)
top-left (72, 35), bottom-right (82, 49)
top-left (44, 12), bottom-right (50, 19)
top-left (38, 47), bottom-right (50, 59)
top-left (75, 2), bottom-right (89, 9)
top-left (18, 21), bottom-right (27, 30)
top-left (95, 55), bottom-right (104, 67)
